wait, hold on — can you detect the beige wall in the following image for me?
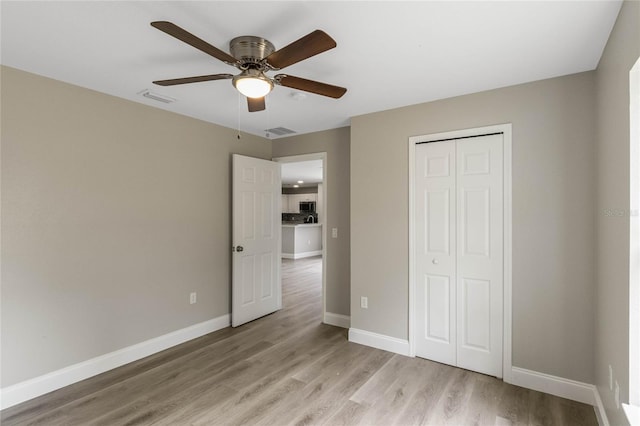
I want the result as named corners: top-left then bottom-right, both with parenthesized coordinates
top-left (272, 127), bottom-right (350, 317)
top-left (351, 72), bottom-right (597, 383)
top-left (595, 1), bottom-right (640, 424)
top-left (0, 66), bottom-right (271, 387)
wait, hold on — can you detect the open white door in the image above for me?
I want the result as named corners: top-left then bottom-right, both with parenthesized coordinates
top-left (232, 154), bottom-right (282, 327)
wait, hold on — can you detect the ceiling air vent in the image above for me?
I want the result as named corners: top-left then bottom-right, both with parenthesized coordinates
top-left (138, 89), bottom-right (176, 104)
top-left (264, 127), bottom-right (296, 136)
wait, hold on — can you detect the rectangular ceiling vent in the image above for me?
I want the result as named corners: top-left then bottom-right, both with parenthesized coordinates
top-left (265, 127), bottom-right (296, 136)
top-left (138, 89), bottom-right (176, 104)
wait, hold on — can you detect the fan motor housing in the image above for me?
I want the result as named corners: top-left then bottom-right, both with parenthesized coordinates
top-left (230, 36), bottom-right (275, 66)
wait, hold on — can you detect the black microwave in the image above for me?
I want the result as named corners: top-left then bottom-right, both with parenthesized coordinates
top-left (300, 201), bottom-right (316, 213)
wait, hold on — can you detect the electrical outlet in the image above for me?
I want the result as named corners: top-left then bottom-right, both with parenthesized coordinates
top-left (361, 296), bottom-right (368, 309)
top-left (190, 292), bottom-right (197, 305)
top-left (609, 365), bottom-right (613, 390)
top-left (332, 228), bottom-right (338, 238)
top-left (615, 380), bottom-right (620, 409)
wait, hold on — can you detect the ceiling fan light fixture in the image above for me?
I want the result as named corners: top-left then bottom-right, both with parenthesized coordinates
top-left (151, 23), bottom-right (346, 112)
top-left (233, 69), bottom-right (273, 98)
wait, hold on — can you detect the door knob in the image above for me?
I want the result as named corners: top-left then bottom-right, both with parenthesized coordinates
top-left (432, 258), bottom-right (439, 264)
top-left (236, 246), bottom-right (244, 252)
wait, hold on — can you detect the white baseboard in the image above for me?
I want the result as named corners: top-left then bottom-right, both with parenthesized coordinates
top-left (0, 314), bottom-right (230, 410)
top-left (281, 250), bottom-right (322, 260)
top-left (324, 312), bottom-right (350, 328)
top-left (623, 403), bottom-right (640, 426)
top-left (594, 387), bottom-right (610, 426)
top-left (348, 328), bottom-right (410, 356)
top-left (509, 366), bottom-right (596, 406)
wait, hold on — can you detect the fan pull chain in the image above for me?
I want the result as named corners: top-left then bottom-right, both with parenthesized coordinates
top-left (236, 92), bottom-right (242, 140)
top-left (265, 103), bottom-right (271, 139)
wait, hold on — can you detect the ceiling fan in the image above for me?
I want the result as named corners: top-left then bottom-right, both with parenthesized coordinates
top-left (150, 21), bottom-right (347, 112)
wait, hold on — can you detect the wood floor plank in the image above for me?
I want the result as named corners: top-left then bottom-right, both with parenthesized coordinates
top-left (286, 347), bottom-right (392, 425)
top-left (90, 341), bottom-right (273, 426)
top-left (194, 377), bottom-right (307, 426)
top-left (255, 344), bottom-right (390, 426)
top-left (461, 374), bottom-right (504, 426)
top-left (529, 391), bottom-right (563, 426)
top-left (495, 382), bottom-right (530, 426)
top-left (1, 256), bottom-right (599, 426)
top-left (423, 367), bottom-right (477, 425)
top-left (225, 327), bottom-right (344, 392)
top-left (556, 395), bottom-right (599, 426)
top-left (354, 356), bottom-right (452, 426)
top-left (320, 400), bottom-right (368, 426)
top-left (348, 354), bottom-right (406, 406)
top-left (391, 360), bottom-right (454, 426)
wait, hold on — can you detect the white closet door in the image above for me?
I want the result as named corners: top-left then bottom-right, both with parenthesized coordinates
top-left (415, 140), bottom-right (457, 366)
top-left (456, 135), bottom-right (503, 377)
top-left (415, 133), bottom-right (503, 378)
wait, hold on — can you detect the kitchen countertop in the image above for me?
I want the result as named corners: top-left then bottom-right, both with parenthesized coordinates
top-left (282, 223), bottom-right (322, 228)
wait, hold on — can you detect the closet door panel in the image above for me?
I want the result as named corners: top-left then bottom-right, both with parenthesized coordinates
top-left (456, 134), bottom-right (503, 378)
top-left (415, 141), bottom-right (457, 366)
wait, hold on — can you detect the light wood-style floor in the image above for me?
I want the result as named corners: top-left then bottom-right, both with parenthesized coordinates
top-left (2, 256), bottom-right (597, 426)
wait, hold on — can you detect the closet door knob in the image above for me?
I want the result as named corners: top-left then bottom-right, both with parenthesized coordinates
top-left (432, 258), bottom-right (439, 264)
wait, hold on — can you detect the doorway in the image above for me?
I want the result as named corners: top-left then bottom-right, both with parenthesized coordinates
top-left (408, 124), bottom-right (513, 379)
top-left (273, 153), bottom-right (327, 322)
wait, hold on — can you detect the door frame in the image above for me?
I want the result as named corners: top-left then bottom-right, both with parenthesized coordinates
top-left (408, 123), bottom-right (513, 382)
top-left (629, 55), bottom-right (640, 408)
top-left (272, 152), bottom-right (328, 323)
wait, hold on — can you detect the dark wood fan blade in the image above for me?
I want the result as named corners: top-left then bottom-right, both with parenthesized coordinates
top-left (247, 97), bottom-right (266, 112)
top-left (275, 74), bottom-right (346, 99)
top-left (265, 30), bottom-right (336, 70)
top-left (153, 74), bottom-right (233, 86)
top-left (151, 21), bottom-right (238, 65)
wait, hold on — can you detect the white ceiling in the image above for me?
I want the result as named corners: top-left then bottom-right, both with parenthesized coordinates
top-left (281, 160), bottom-right (323, 186)
top-left (1, 1), bottom-right (621, 139)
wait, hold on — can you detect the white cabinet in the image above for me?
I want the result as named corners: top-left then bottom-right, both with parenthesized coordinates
top-left (283, 193), bottom-right (317, 213)
top-left (297, 194), bottom-right (317, 202)
top-left (288, 196), bottom-right (300, 213)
